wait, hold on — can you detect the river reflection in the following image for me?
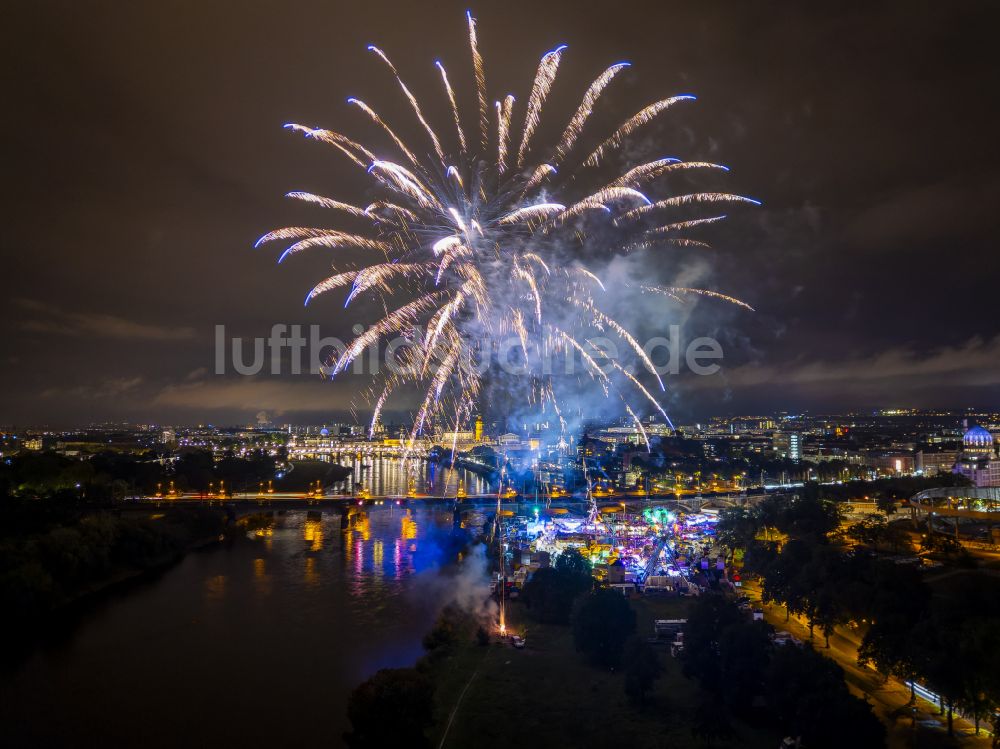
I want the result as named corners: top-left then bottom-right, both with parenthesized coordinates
top-left (316, 454), bottom-right (492, 496)
top-left (0, 506), bottom-right (478, 748)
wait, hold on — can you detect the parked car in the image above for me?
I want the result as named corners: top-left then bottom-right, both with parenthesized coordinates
top-left (511, 635), bottom-right (525, 649)
top-left (773, 631), bottom-right (803, 647)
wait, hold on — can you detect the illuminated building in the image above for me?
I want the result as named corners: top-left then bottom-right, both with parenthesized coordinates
top-left (772, 431), bottom-right (801, 461)
top-left (870, 453), bottom-right (915, 475)
top-left (953, 424), bottom-right (1000, 487)
top-left (474, 415), bottom-right (484, 442)
top-left (962, 424), bottom-right (994, 457)
top-left (497, 433), bottom-right (521, 448)
top-left (437, 430), bottom-right (477, 451)
top-left (915, 449), bottom-right (960, 475)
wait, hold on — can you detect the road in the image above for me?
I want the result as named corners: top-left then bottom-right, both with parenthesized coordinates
top-left (742, 580), bottom-right (993, 747)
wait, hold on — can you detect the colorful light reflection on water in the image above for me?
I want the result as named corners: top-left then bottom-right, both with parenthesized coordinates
top-left (0, 506), bottom-right (475, 748)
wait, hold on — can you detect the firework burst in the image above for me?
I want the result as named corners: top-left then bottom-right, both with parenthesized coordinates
top-left (258, 11), bottom-right (759, 449)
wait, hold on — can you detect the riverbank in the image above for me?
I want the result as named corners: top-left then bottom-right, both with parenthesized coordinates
top-left (0, 506), bottom-right (228, 648)
top-left (2, 507), bottom-right (459, 748)
top-left (60, 529), bottom-right (225, 605)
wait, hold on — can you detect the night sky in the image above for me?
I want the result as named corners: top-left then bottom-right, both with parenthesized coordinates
top-left (2, 0), bottom-right (999, 427)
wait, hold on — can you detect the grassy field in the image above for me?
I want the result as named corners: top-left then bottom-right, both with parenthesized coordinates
top-left (425, 595), bottom-right (779, 749)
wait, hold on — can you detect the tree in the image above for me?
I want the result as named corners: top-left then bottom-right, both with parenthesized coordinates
top-left (622, 636), bottom-right (663, 707)
top-left (172, 450), bottom-right (215, 492)
top-left (681, 594), bottom-right (745, 692)
top-left (920, 531), bottom-right (969, 562)
top-left (765, 645), bottom-right (885, 748)
top-left (717, 506), bottom-right (760, 550)
top-left (422, 604), bottom-right (470, 652)
top-left (718, 620), bottom-right (773, 713)
top-left (856, 560), bottom-right (931, 698)
top-left (741, 539), bottom-right (778, 579)
top-left (757, 495), bottom-right (788, 541)
top-left (846, 514), bottom-right (886, 548)
top-left (690, 692), bottom-right (735, 747)
top-left (759, 538), bottom-right (811, 622)
top-left (344, 668), bottom-right (434, 749)
top-left (875, 493), bottom-right (898, 515)
top-left (522, 548), bottom-right (591, 624)
top-left (571, 588), bottom-right (636, 668)
top-left (846, 515), bottom-right (915, 556)
top-left (915, 576), bottom-right (1000, 737)
top-left (781, 495), bottom-right (842, 541)
top-left (798, 544), bottom-right (848, 646)
top-left (554, 546), bottom-right (591, 578)
top-left (881, 520), bottom-right (914, 555)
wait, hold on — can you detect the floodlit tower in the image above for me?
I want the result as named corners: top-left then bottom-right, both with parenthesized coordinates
top-left (474, 415), bottom-right (484, 443)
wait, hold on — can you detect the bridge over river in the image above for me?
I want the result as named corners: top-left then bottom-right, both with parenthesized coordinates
top-left (126, 489), bottom-right (770, 519)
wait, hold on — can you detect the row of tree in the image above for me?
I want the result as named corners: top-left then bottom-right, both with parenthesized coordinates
top-left (681, 594), bottom-right (886, 747)
top-left (0, 507), bottom-right (227, 640)
top-left (521, 544), bottom-right (887, 737)
top-left (719, 494), bottom-right (1000, 740)
top-left (0, 449), bottom-right (280, 504)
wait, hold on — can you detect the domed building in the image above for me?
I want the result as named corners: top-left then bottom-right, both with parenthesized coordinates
top-left (963, 425), bottom-right (994, 455)
top-left (954, 423), bottom-right (1000, 487)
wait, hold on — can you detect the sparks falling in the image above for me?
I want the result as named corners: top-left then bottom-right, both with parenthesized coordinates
top-left (258, 11), bottom-right (759, 448)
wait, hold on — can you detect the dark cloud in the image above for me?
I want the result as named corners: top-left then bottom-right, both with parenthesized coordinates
top-left (40, 377), bottom-right (145, 402)
top-left (14, 300), bottom-right (197, 341)
top-left (151, 377), bottom-right (355, 415)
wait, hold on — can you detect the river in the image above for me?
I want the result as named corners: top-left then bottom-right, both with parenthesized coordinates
top-left (0, 505), bottom-right (483, 747)
top-left (329, 454), bottom-right (493, 496)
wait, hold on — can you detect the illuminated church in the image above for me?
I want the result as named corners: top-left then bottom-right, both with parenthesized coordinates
top-left (953, 423), bottom-right (1000, 487)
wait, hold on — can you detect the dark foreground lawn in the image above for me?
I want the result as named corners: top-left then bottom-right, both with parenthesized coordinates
top-left (425, 595), bottom-right (779, 749)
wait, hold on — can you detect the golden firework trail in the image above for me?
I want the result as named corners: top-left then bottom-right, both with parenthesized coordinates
top-left (285, 192), bottom-right (369, 218)
top-left (643, 285), bottom-right (756, 312)
top-left (467, 11), bottom-right (489, 150)
top-left (609, 159), bottom-right (729, 189)
top-left (583, 95), bottom-right (698, 167)
top-left (346, 99), bottom-right (421, 169)
top-left (646, 215), bottom-right (728, 234)
top-left (258, 12), bottom-right (759, 446)
top-left (496, 94), bottom-right (515, 173)
top-left (517, 44), bottom-right (567, 168)
top-left (436, 61), bottom-right (467, 156)
top-left (555, 62), bottom-right (630, 162)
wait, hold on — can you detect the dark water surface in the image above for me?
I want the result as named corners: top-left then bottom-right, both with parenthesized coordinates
top-left (0, 507), bottom-right (469, 747)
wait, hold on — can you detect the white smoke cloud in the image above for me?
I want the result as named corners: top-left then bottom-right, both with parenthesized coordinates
top-left (409, 542), bottom-right (497, 626)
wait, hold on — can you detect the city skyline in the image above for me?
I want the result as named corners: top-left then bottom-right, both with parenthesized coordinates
top-left (4, 404), bottom-right (1000, 432)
